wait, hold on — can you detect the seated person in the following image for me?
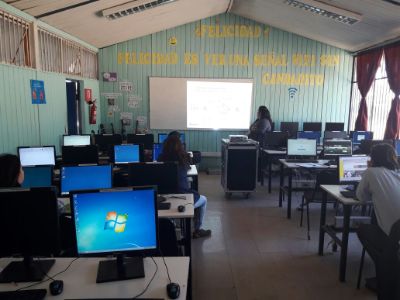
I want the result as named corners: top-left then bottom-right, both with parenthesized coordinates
top-left (356, 144), bottom-right (400, 298)
top-left (0, 154), bottom-right (24, 187)
top-left (158, 134), bottom-right (211, 239)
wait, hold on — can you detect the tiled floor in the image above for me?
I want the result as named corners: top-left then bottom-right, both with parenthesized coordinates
top-left (191, 173), bottom-right (376, 300)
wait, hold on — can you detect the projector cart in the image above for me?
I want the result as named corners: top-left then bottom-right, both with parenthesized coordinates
top-left (221, 139), bottom-right (259, 198)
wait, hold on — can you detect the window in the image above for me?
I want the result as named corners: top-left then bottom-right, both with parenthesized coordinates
top-left (349, 55), bottom-right (396, 139)
top-left (0, 9), bottom-right (31, 67)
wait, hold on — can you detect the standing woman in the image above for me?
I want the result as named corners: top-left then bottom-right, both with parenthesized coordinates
top-left (158, 135), bottom-right (211, 238)
top-left (0, 154), bottom-right (24, 187)
top-left (248, 105), bottom-right (272, 147)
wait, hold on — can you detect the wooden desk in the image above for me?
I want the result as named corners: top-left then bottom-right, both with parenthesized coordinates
top-left (0, 257), bottom-right (189, 299)
top-left (318, 185), bottom-right (366, 282)
top-left (278, 159), bottom-right (334, 219)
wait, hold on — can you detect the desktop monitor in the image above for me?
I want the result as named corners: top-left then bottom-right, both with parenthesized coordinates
top-left (264, 131), bottom-right (288, 148)
top-left (127, 134), bottom-right (154, 150)
top-left (128, 162), bottom-right (179, 194)
top-left (70, 187), bottom-right (158, 283)
top-left (153, 143), bottom-right (163, 161)
top-left (338, 156), bottom-right (369, 185)
top-left (158, 133), bottom-right (185, 144)
top-left (95, 134), bottom-right (122, 152)
top-left (324, 131), bottom-right (348, 140)
top-left (325, 122), bottom-right (344, 131)
top-left (0, 187), bottom-right (59, 283)
top-left (323, 139), bottom-right (352, 157)
top-left (60, 165), bottom-right (112, 195)
top-left (18, 146), bottom-right (56, 167)
top-left (63, 135), bottom-right (91, 146)
top-left (114, 144), bottom-right (142, 164)
top-left (297, 131), bottom-right (321, 144)
top-left (350, 131), bottom-right (373, 145)
top-left (21, 166), bottom-right (53, 188)
top-left (394, 140), bottom-right (400, 156)
top-left (303, 122), bottom-right (322, 132)
top-left (358, 140), bottom-right (393, 155)
top-left (280, 122), bottom-right (299, 138)
top-left (62, 145), bottom-right (99, 165)
top-left (287, 139), bottom-right (317, 157)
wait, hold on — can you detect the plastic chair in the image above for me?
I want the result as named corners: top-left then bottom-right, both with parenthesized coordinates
top-left (357, 218), bottom-right (400, 299)
top-left (300, 170), bottom-right (337, 240)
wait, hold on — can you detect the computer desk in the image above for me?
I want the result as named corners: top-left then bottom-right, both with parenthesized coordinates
top-left (318, 185), bottom-right (370, 282)
top-left (0, 257), bottom-right (189, 299)
top-left (261, 149), bottom-right (286, 193)
top-left (278, 159), bottom-right (335, 219)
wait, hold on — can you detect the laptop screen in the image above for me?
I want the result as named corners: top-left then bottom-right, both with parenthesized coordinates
top-left (338, 156), bottom-right (369, 184)
top-left (287, 139), bottom-right (317, 156)
top-left (323, 140), bottom-right (352, 156)
top-left (63, 135), bottom-right (91, 146)
top-left (18, 146), bottom-right (56, 167)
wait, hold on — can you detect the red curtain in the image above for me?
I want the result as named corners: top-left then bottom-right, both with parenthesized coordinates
top-left (384, 44), bottom-right (400, 139)
top-left (354, 49), bottom-right (383, 131)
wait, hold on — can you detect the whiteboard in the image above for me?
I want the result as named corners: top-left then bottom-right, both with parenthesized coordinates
top-left (149, 77), bottom-right (253, 130)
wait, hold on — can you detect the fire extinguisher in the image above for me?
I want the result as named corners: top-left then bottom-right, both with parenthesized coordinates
top-left (89, 99), bottom-right (97, 125)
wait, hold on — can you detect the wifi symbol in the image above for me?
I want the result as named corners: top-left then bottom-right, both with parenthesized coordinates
top-left (288, 87), bottom-right (298, 100)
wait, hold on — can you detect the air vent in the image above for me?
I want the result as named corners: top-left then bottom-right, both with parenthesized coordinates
top-left (102, 0), bottom-right (177, 20)
top-left (285, 0), bottom-right (362, 25)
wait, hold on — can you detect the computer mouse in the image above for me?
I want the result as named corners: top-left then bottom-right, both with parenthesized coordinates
top-left (166, 282), bottom-right (180, 299)
top-left (178, 205), bottom-right (185, 213)
top-left (49, 280), bottom-right (64, 296)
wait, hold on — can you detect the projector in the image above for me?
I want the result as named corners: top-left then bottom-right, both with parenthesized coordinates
top-left (229, 135), bottom-right (248, 142)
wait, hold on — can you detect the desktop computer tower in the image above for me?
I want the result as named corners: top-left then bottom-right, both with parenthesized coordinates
top-left (221, 139), bottom-right (258, 198)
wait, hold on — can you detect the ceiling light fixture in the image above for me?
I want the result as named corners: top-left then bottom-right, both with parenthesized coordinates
top-left (285, 0), bottom-right (362, 25)
top-left (101, 0), bottom-right (178, 20)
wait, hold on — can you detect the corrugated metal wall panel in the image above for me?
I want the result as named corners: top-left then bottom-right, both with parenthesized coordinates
top-left (99, 13), bottom-right (353, 153)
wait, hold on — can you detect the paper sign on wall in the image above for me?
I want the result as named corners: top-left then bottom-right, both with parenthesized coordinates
top-left (127, 99), bottom-right (140, 109)
top-left (103, 72), bottom-right (117, 82)
top-left (102, 92), bottom-right (122, 99)
top-left (119, 81), bottom-right (133, 92)
top-left (31, 80), bottom-right (46, 104)
top-left (120, 112), bottom-right (133, 126)
top-left (137, 116), bottom-right (147, 126)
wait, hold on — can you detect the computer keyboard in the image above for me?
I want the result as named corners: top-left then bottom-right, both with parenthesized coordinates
top-left (340, 190), bottom-right (356, 199)
top-left (286, 159), bottom-right (319, 163)
top-left (158, 202), bottom-right (171, 210)
top-left (0, 289), bottom-right (46, 300)
top-left (65, 298), bottom-right (163, 300)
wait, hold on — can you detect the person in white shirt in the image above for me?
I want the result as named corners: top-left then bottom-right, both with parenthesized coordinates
top-left (356, 143), bottom-right (400, 299)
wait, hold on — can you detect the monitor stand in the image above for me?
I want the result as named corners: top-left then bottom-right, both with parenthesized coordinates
top-left (0, 256), bottom-right (55, 283)
top-left (96, 254), bottom-right (144, 283)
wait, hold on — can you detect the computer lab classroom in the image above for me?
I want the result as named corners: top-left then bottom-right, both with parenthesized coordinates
top-left (1, 0), bottom-right (400, 299)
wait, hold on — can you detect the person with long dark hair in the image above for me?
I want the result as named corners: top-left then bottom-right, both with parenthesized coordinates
top-left (0, 154), bottom-right (24, 187)
top-left (248, 105), bottom-right (272, 147)
top-left (158, 135), bottom-right (211, 239)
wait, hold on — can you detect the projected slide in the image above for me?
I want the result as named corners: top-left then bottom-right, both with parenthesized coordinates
top-left (187, 81), bottom-right (253, 129)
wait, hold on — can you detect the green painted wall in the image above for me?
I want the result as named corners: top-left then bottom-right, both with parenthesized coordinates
top-left (0, 63), bottom-right (100, 154)
top-left (99, 14), bottom-right (353, 156)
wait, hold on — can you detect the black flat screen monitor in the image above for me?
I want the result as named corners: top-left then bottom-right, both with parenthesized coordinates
top-left (297, 131), bottom-right (321, 144)
top-left (280, 122), bottom-right (299, 138)
top-left (0, 187), bottom-right (59, 283)
top-left (60, 165), bottom-right (112, 195)
top-left (338, 156), bottom-right (369, 185)
top-left (323, 139), bottom-right (352, 157)
top-left (153, 143), bottom-right (163, 161)
top-left (325, 122), bottom-right (344, 131)
top-left (358, 140), bottom-right (393, 155)
top-left (127, 134), bottom-right (154, 150)
top-left (63, 135), bottom-right (91, 146)
top-left (287, 139), bottom-right (317, 157)
top-left (62, 145), bottom-right (99, 165)
top-left (95, 134), bottom-right (122, 152)
top-left (303, 122), bottom-right (322, 132)
top-left (394, 140), bottom-right (400, 156)
top-left (128, 162), bottom-right (179, 194)
top-left (264, 131), bottom-right (288, 148)
top-left (350, 131), bottom-right (373, 145)
top-left (158, 133), bottom-right (185, 144)
top-left (324, 131), bottom-right (348, 140)
top-left (114, 144), bottom-right (143, 164)
top-left (70, 187), bottom-right (158, 283)
top-left (21, 166), bottom-right (53, 188)
top-left (18, 146), bottom-right (56, 167)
